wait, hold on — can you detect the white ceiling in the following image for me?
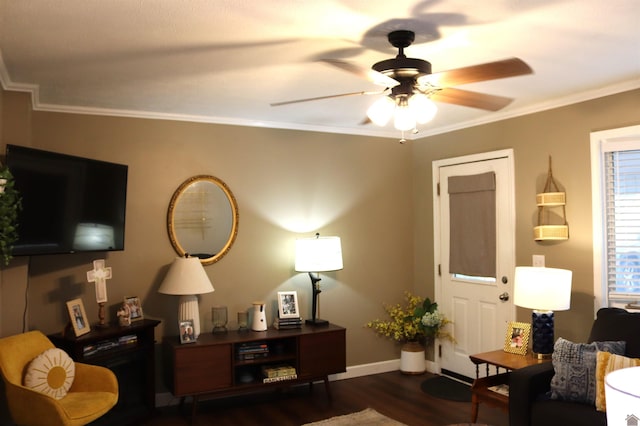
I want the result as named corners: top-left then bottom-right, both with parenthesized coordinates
top-left (0, 0), bottom-right (639, 141)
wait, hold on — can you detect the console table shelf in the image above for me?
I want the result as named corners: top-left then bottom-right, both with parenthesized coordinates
top-left (163, 323), bottom-right (346, 418)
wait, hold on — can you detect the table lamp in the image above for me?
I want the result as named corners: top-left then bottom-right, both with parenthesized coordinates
top-left (158, 255), bottom-right (214, 337)
top-left (605, 366), bottom-right (640, 424)
top-left (295, 233), bottom-right (343, 326)
top-left (514, 266), bottom-right (572, 359)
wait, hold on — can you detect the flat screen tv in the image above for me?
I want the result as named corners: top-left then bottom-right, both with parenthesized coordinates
top-left (5, 144), bottom-right (128, 256)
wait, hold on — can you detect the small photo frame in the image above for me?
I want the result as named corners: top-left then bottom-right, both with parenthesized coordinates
top-left (124, 296), bottom-right (143, 321)
top-left (179, 319), bottom-right (196, 344)
top-left (503, 321), bottom-right (531, 355)
top-left (277, 291), bottom-right (300, 319)
top-left (66, 298), bottom-right (90, 337)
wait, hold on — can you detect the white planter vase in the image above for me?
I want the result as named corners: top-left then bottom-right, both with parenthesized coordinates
top-left (400, 341), bottom-right (425, 375)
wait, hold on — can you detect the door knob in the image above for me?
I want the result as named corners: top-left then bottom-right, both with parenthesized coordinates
top-left (499, 292), bottom-right (509, 301)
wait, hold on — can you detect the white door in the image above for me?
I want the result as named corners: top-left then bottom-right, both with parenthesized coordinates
top-left (433, 150), bottom-right (516, 379)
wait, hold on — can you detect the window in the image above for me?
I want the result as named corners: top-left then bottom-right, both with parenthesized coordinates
top-left (591, 125), bottom-right (640, 308)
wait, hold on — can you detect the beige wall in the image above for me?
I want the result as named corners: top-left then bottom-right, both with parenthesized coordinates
top-left (1, 87), bottom-right (639, 378)
top-left (0, 89), bottom-right (414, 369)
top-left (0, 90), bottom-right (32, 337)
top-left (413, 88), bottom-right (640, 342)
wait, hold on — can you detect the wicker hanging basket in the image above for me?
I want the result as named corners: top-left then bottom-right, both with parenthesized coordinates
top-left (534, 156), bottom-right (569, 241)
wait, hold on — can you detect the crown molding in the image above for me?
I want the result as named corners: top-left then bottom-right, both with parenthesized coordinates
top-left (2, 52), bottom-right (638, 141)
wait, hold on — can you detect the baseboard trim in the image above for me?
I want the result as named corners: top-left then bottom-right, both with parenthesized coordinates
top-left (155, 358), bottom-right (439, 407)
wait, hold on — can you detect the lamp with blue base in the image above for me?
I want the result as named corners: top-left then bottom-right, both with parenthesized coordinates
top-left (514, 266), bottom-right (572, 359)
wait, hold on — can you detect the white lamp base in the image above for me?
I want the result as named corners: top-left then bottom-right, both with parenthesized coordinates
top-left (178, 294), bottom-right (201, 338)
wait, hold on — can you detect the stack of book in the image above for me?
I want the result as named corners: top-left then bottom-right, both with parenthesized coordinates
top-left (273, 317), bottom-right (302, 330)
top-left (118, 334), bottom-right (138, 345)
top-left (236, 342), bottom-right (269, 360)
top-left (82, 334), bottom-right (138, 357)
top-left (261, 364), bottom-right (297, 383)
top-left (488, 384), bottom-right (509, 396)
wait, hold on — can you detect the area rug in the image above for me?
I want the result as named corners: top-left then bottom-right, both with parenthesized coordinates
top-left (302, 408), bottom-right (407, 426)
top-left (420, 376), bottom-right (472, 402)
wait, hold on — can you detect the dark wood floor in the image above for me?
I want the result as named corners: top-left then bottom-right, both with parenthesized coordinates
top-left (141, 371), bottom-right (509, 426)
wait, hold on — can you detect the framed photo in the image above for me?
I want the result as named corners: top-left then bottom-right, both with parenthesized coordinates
top-left (66, 298), bottom-right (90, 337)
top-left (124, 296), bottom-right (143, 321)
top-left (179, 319), bottom-right (196, 344)
top-left (277, 291), bottom-right (300, 319)
top-left (503, 321), bottom-right (531, 355)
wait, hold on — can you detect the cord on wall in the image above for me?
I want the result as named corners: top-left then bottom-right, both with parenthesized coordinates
top-left (22, 271), bottom-right (29, 333)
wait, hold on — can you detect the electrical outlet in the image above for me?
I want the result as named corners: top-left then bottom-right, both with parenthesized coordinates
top-left (532, 255), bottom-right (545, 267)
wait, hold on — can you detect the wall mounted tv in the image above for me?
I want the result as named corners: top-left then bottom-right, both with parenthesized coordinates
top-left (5, 144), bottom-right (128, 256)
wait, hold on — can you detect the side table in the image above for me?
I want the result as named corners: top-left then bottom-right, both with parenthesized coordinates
top-left (468, 349), bottom-right (550, 423)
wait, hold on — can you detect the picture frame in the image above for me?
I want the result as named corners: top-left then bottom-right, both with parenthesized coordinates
top-left (179, 319), bottom-right (196, 344)
top-left (124, 296), bottom-right (144, 321)
top-left (66, 298), bottom-right (90, 337)
top-left (503, 321), bottom-right (531, 355)
top-left (277, 291), bottom-right (300, 319)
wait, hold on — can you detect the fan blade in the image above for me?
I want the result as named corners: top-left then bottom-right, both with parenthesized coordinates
top-left (418, 58), bottom-right (532, 87)
top-left (430, 87), bottom-right (514, 111)
top-left (271, 90), bottom-right (384, 107)
top-left (321, 59), bottom-right (400, 88)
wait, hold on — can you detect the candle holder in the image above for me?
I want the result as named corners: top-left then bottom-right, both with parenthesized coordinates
top-left (212, 306), bottom-right (228, 333)
top-left (96, 302), bottom-right (108, 328)
top-left (237, 311), bottom-right (249, 332)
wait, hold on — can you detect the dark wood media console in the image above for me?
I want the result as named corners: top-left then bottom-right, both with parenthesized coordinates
top-left (162, 323), bottom-right (346, 417)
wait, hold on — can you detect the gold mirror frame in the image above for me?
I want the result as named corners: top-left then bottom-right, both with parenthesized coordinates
top-left (167, 175), bottom-right (239, 265)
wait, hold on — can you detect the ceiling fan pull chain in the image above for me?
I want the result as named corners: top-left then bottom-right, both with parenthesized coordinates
top-left (399, 130), bottom-right (407, 144)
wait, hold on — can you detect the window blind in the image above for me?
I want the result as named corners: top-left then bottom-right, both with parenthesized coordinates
top-left (605, 150), bottom-right (640, 299)
top-left (448, 172), bottom-right (496, 277)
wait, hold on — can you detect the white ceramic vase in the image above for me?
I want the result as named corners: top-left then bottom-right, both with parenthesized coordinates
top-left (400, 341), bottom-right (425, 375)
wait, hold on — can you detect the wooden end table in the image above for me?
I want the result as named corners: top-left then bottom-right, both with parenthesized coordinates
top-left (468, 349), bottom-right (550, 423)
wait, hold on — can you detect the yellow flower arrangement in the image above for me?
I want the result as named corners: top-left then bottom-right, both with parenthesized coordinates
top-left (366, 291), bottom-right (453, 343)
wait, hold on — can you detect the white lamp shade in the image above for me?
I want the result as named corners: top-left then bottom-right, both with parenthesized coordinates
top-left (605, 366), bottom-right (640, 424)
top-left (408, 93), bottom-right (437, 124)
top-left (366, 96), bottom-right (395, 126)
top-left (158, 256), bottom-right (214, 295)
top-left (295, 236), bottom-right (343, 272)
top-left (513, 266), bottom-right (572, 311)
top-left (393, 103), bottom-right (416, 131)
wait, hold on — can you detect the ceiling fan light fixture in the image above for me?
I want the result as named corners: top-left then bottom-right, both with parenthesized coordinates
top-left (409, 93), bottom-right (437, 124)
top-left (271, 28), bottom-right (532, 139)
top-left (393, 99), bottom-right (416, 132)
top-left (366, 96), bottom-right (395, 126)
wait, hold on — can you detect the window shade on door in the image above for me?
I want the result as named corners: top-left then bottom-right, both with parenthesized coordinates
top-left (448, 172), bottom-right (496, 277)
top-left (604, 150), bottom-right (640, 299)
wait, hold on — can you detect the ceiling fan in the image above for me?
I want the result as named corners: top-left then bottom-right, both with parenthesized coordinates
top-left (271, 30), bottom-right (533, 137)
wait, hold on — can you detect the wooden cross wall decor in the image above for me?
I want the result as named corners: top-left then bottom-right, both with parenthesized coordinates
top-left (86, 259), bottom-right (112, 327)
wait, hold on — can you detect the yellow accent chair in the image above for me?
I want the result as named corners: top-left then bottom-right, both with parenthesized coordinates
top-left (0, 330), bottom-right (118, 426)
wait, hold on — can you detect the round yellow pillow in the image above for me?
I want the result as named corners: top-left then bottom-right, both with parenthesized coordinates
top-left (24, 348), bottom-right (75, 400)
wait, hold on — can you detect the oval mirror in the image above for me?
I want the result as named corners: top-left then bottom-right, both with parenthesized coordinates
top-left (167, 175), bottom-right (239, 265)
